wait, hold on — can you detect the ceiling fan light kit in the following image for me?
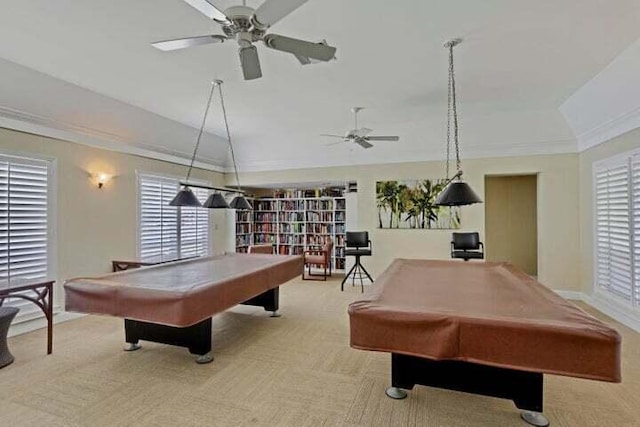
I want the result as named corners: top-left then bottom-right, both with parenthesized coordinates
top-left (153, 0), bottom-right (337, 80)
top-left (434, 38), bottom-right (482, 207)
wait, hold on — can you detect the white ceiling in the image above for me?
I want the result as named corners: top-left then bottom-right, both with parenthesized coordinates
top-left (0, 0), bottom-right (639, 171)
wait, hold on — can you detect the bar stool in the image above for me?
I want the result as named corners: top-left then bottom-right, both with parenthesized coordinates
top-left (0, 306), bottom-right (19, 368)
top-left (341, 231), bottom-right (374, 292)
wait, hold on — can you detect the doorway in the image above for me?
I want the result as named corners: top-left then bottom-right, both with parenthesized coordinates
top-left (484, 175), bottom-right (538, 276)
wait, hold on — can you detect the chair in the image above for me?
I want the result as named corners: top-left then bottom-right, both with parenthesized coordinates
top-left (247, 244), bottom-right (274, 254)
top-left (303, 240), bottom-right (333, 281)
top-left (341, 231), bottom-right (374, 292)
top-left (451, 232), bottom-right (484, 261)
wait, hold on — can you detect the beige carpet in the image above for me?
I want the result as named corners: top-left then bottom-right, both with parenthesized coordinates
top-left (1, 277), bottom-right (639, 427)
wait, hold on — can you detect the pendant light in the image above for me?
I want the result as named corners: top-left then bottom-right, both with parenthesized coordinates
top-left (434, 39), bottom-right (482, 207)
top-left (203, 192), bottom-right (229, 208)
top-left (216, 80), bottom-right (253, 211)
top-left (170, 79), bottom-right (252, 210)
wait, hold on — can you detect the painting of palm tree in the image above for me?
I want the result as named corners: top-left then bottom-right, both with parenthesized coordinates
top-left (376, 180), bottom-right (460, 229)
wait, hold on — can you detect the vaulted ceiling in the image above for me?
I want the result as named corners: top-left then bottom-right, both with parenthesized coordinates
top-left (0, 0), bottom-right (639, 171)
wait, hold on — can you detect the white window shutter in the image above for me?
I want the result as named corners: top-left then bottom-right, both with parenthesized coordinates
top-left (138, 174), bottom-right (209, 258)
top-left (180, 187), bottom-right (209, 257)
top-left (139, 175), bottom-right (179, 258)
top-left (594, 155), bottom-right (637, 306)
top-left (0, 156), bottom-right (50, 281)
top-left (632, 154), bottom-right (640, 305)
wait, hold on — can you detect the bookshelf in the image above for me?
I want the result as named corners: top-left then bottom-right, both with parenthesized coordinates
top-left (235, 210), bottom-right (254, 253)
top-left (245, 189), bottom-right (346, 270)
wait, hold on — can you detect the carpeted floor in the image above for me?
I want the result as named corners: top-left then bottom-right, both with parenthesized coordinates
top-left (1, 276), bottom-right (639, 426)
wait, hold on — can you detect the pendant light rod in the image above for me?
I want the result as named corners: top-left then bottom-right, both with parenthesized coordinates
top-left (215, 80), bottom-right (243, 193)
top-left (184, 80), bottom-right (217, 183)
top-left (179, 182), bottom-right (246, 194)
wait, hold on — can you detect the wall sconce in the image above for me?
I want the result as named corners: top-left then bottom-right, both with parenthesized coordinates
top-left (94, 173), bottom-right (111, 189)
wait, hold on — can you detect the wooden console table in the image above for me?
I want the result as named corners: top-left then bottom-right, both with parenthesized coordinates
top-left (0, 278), bottom-right (54, 355)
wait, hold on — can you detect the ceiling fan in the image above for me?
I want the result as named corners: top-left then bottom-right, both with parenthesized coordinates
top-left (152, 0), bottom-right (337, 80)
top-left (321, 108), bottom-right (400, 149)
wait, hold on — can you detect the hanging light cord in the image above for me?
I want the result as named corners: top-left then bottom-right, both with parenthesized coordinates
top-left (216, 81), bottom-right (242, 193)
top-left (445, 40), bottom-right (461, 180)
top-left (185, 81), bottom-right (217, 183)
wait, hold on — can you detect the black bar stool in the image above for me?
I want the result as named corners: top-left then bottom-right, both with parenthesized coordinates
top-left (0, 306), bottom-right (19, 368)
top-left (341, 231), bottom-right (374, 292)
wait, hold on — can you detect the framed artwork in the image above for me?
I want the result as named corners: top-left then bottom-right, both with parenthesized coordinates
top-left (376, 180), bottom-right (461, 229)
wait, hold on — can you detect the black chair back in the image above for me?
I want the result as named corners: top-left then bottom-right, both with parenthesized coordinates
top-left (346, 231), bottom-right (369, 248)
top-left (452, 232), bottom-right (481, 250)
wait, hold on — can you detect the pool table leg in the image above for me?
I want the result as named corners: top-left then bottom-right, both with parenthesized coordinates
top-left (241, 287), bottom-right (280, 317)
top-left (124, 318), bottom-right (213, 364)
top-left (387, 353), bottom-right (548, 426)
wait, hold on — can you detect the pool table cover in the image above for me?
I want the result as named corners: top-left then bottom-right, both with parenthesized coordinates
top-left (348, 259), bottom-right (621, 382)
top-left (65, 253), bottom-right (302, 328)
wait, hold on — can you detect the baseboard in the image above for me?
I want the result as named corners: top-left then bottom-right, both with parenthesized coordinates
top-left (553, 290), bottom-right (584, 301)
top-left (552, 289), bottom-right (640, 333)
top-left (582, 293), bottom-right (640, 334)
top-left (8, 311), bottom-right (86, 338)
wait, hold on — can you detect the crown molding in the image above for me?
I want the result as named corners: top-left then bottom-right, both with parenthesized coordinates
top-left (229, 137), bottom-right (578, 173)
top-left (0, 105), bottom-right (227, 173)
top-left (575, 105), bottom-right (640, 152)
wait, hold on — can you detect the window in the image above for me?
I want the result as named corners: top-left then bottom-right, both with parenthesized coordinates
top-left (594, 150), bottom-right (640, 306)
top-left (138, 173), bottom-right (209, 258)
top-left (0, 154), bottom-right (53, 282)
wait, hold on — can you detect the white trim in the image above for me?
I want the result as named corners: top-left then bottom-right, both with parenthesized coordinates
top-left (8, 310), bottom-right (85, 338)
top-left (576, 106), bottom-right (640, 152)
top-left (0, 112), bottom-right (226, 173)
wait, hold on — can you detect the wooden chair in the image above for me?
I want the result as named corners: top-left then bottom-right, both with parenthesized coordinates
top-left (247, 244), bottom-right (274, 254)
top-left (303, 240), bottom-right (333, 281)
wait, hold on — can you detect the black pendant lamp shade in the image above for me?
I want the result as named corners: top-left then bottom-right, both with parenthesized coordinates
top-left (169, 187), bottom-right (202, 207)
top-left (435, 181), bottom-right (482, 206)
top-left (203, 192), bottom-right (229, 209)
top-left (230, 195), bottom-right (253, 210)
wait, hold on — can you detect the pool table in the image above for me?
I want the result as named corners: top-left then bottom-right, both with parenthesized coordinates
top-left (348, 259), bottom-right (621, 427)
top-left (65, 253), bottom-right (302, 363)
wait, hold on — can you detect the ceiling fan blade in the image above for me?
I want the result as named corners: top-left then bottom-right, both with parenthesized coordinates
top-left (354, 127), bottom-right (373, 137)
top-left (253, 0), bottom-right (309, 28)
top-left (320, 134), bottom-right (346, 139)
top-left (183, 0), bottom-right (229, 23)
top-left (356, 139), bottom-right (374, 149)
top-left (294, 54), bottom-right (311, 65)
top-left (263, 34), bottom-right (336, 62)
top-left (325, 141), bottom-right (344, 147)
top-left (366, 136), bottom-right (400, 141)
top-left (152, 35), bottom-right (227, 51)
top-left (239, 46), bottom-right (263, 80)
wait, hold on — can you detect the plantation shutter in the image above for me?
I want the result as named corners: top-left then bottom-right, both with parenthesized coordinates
top-left (139, 175), bottom-right (179, 258)
top-left (180, 187), bottom-right (209, 257)
top-left (632, 154), bottom-right (640, 305)
top-left (138, 174), bottom-right (209, 258)
top-left (594, 162), bottom-right (633, 301)
top-left (0, 155), bottom-right (50, 281)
